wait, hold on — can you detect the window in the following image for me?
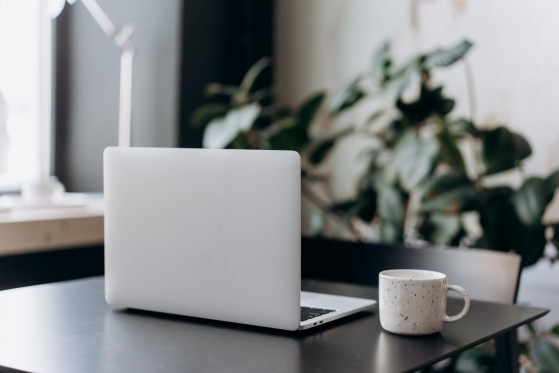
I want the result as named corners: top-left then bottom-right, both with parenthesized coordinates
top-left (0, 1), bottom-right (51, 191)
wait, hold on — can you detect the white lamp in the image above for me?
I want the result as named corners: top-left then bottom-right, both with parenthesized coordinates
top-left (50, 0), bottom-right (135, 147)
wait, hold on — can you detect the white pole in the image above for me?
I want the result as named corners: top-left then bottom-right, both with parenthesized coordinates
top-left (118, 48), bottom-right (134, 147)
top-left (79, 0), bottom-right (117, 38)
top-left (78, 0), bottom-right (134, 147)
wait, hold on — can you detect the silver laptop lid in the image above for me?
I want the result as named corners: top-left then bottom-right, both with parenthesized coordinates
top-left (104, 147), bottom-right (301, 330)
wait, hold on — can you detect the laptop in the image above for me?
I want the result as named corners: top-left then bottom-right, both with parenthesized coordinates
top-left (103, 147), bottom-right (376, 330)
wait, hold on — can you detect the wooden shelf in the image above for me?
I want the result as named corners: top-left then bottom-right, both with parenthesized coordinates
top-left (0, 194), bottom-right (104, 256)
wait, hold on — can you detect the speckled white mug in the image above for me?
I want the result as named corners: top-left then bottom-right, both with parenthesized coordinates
top-left (379, 269), bottom-right (470, 335)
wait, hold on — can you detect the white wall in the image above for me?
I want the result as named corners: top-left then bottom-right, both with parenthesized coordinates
top-left (276, 0), bottom-right (559, 185)
top-left (276, 0), bottom-right (559, 325)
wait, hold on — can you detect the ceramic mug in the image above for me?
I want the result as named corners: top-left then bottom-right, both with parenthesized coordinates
top-left (379, 269), bottom-right (470, 335)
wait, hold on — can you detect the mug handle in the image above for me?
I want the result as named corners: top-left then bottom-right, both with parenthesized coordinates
top-left (444, 284), bottom-right (470, 322)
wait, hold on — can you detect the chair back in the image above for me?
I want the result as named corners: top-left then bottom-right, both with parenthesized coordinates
top-left (301, 236), bottom-right (522, 304)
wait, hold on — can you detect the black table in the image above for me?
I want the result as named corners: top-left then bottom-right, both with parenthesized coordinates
top-left (0, 277), bottom-right (548, 373)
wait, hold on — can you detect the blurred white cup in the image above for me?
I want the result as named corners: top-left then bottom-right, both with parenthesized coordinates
top-left (22, 176), bottom-right (65, 205)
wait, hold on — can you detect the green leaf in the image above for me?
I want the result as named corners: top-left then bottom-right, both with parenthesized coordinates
top-left (455, 346), bottom-right (496, 373)
top-left (309, 128), bottom-right (353, 165)
top-left (530, 340), bottom-right (559, 373)
top-left (478, 187), bottom-right (516, 252)
top-left (331, 192), bottom-right (377, 223)
top-left (380, 57), bottom-right (420, 100)
top-left (423, 39), bottom-right (474, 69)
top-left (238, 57), bottom-right (272, 96)
top-left (418, 212), bottom-right (465, 246)
top-left (375, 180), bottom-right (405, 243)
top-left (510, 223), bottom-right (546, 267)
top-left (376, 180), bottom-right (405, 226)
top-left (190, 104), bottom-right (229, 128)
top-left (358, 170), bottom-right (381, 194)
top-left (479, 127), bottom-right (532, 175)
top-left (371, 41), bottom-right (391, 82)
top-left (298, 92), bottom-right (326, 131)
top-left (421, 185), bottom-right (479, 213)
top-left (262, 105), bottom-right (293, 121)
top-left (387, 56), bottom-right (421, 85)
top-left (380, 120), bottom-right (408, 147)
top-left (478, 186), bottom-right (546, 265)
top-left (422, 170), bottom-right (472, 201)
top-left (331, 200), bottom-right (361, 216)
top-left (268, 93), bottom-right (325, 152)
top-left (365, 110), bottom-right (385, 126)
top-left (421, 171), bottom-right (478, 213)
top-left (512, 177), bottom-right (548, 226)
top-left (396, 84), bottom-right (455, 123)
top-left (381, 73), bottom-right (411, 102)
top-left (202, 103), bottom-right (261, 148)
top-left (382, 129), bottom-right (440, 192)
top-left (267, 122), bottom-right (300, 150)
top-left (309, 210), bottom-right (326, 237)
top-left (230, 132), bottom-right (253, 149)
top-left (309, 140), bottom-right (335, 165)
top-left (268, 121), bottom-right (298, 151)
top-left (330, 76), bottom-right (366, 115)
top-left (447, 118), bottom-right (478, 138)
top-left (551, 224), bottom-right (559, 254)
top-left (204, 83), bottom-right (238, 98)
top-left (438, 126), bottom-right (466, 172)
top-left (248, 88), bottom-right (275, 103)
top-left (545, 170), bottom-right (559, 198)
top-left (551, 324), bottom-right (559, 336)
top-left (380, 222), bottom-right (403, 244)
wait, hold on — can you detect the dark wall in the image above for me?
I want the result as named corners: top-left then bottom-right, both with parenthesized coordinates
top-left (54, 0), bottom-right (182, 192)
top-left (179, 0), bottom-right (274, 148)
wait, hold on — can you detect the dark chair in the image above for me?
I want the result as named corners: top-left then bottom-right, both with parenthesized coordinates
top-left (301, 236), bottom-right (523, 372)
top-left (302, 236), bottom-right (521, 304)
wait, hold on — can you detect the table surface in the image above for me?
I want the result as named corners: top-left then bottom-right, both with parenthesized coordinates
top-left (0, 277), bottom-right (548, 373)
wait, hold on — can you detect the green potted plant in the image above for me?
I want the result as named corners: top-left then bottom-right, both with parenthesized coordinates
top-left (324, 39), bottom-right (559, 269)
top-left (192, 40), bottom-right (559, 267)
top-left (191, 40), bottom-right (559, 370)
